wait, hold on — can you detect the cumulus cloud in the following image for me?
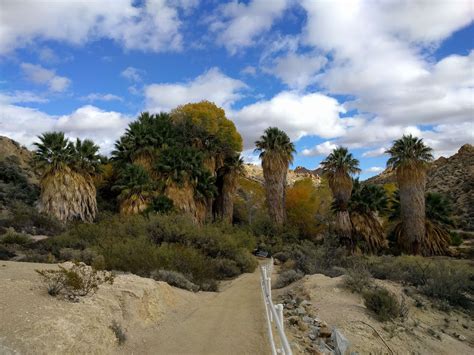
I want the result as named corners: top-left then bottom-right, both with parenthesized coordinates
top-left (210, 0), bottom-right (289, 54)
top-left (287, 0), bottom-right (474, 157)
top-left (362, 147), bottom-right (387, 158)
top-left (267, 52), bottom-right (327, 89)
top-left (241, 66), bottom-right (257, 76)
top-left (121, 67), bottom-right (145, 82)
top-left (0, 0), bottom-right (191, 54)
top-left (301, 141), bottom-right (337, 157)
top-left (0, 91), bottom-right (48, 104)
top-left (0, 103), bottom-right (131, 154)
top-left (145, 67), bottom-right (247, 112)
top-left (233, 92), bottom-right (348, 149)
top-left (364, 166), bottom-right (385, 174)
top-left (21, 63), bottom-right (71, 92)
top-left (81, 93), bottom-right (123, 102)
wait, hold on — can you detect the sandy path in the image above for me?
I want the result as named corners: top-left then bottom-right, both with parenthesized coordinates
top-left (119, 268), bottom-right (270, 355)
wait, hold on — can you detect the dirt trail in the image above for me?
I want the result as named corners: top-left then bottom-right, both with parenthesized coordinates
top-left (119, 268), bottom-right (270, 355)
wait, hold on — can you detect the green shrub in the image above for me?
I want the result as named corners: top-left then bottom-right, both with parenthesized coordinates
top-left (214, 258), bottom-right (240, 278)
top-left (363, 287), bottom-right (401, 322)
top-left (274, 270), bottom-right (304, 289)
top-left (343, 265), bottom-right (374, 293)
top-left (0, 203), bottom-right (63, 236)
top-left (0, 228), bottom-right (31, 245)
top-left (150, 269), bottom-right (199, 292)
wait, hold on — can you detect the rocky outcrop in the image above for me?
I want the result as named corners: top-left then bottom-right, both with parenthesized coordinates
top-left (0, 136), bottom-right (39, 183)
top-left (243, 164), bottom-right (321, 187)
top-left (365, 144), bottom-right (474, 230)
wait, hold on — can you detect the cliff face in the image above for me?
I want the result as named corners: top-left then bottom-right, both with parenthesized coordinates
top-left (365, 144), bottom-right (474, 231)
top-left (243, 164), bottom-right (321, 187)
top-left (0, 136), bottom-right (38, 183)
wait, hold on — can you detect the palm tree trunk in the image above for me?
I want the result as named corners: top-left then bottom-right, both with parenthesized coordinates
top-left (329, 174), bottom-right (353, 246)
top-left (263, 164), bottom-right (287, 225)
top-left (398, 172), bottom-right (426, 255)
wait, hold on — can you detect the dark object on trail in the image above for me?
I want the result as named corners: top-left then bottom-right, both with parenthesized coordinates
top-left (253, 248), bottom-right (270, 258)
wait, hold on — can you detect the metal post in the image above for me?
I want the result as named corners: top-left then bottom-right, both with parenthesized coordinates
top-left (276, 304), bottom-right (284, 331)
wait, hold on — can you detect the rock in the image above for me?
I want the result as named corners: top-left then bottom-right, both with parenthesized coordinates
top-left (301, 300), bottom-right (312, 308)
top-left (296, 307), bottom-right (307, 316)
top-left (303, 316), bottom-right (314, 324)
top-left (309, 333), bottom-right (317, 341)
top-left (299, 322), bottom-right (309, 332)
top-left (457, 334), bottom-right (466, 341)
top-left (319, 325), bottom-right (332, 338)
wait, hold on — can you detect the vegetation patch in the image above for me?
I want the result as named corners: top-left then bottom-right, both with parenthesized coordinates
top-left (36, 262), bottom-right (114, 301)
top-left (274, 270), bottom-right (304, 289)
top-left (363, 287), bottom-right (401, 322)
top-left (150, 269), bottom-right (199, 292)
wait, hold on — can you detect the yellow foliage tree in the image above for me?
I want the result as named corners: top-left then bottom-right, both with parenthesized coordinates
top-left (171, 101), bottom-right (243, 152)
top-left (286, 178), bottom-right (332, 239)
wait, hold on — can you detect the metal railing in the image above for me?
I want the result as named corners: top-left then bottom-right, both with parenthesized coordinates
top-left (260, 258), bottom-right (292, 355)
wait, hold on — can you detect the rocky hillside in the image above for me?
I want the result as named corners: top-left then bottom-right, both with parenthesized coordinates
top-left (0, 136), bottom-right (38, 183)
top-left (365, 144), bottom-right (474, 230)
top-left (243, 164), bottom-right (321, 186)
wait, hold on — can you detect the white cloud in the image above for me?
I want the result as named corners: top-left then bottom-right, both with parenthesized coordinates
top-left (0, 91), bottom-right (48, 104)
top-left (233, 91), bottom-right (348, 149)
top-left (210, 0), bottom-right (289, 54)
top-left (241, 66), bottom-right (257, 76)
top-left (21, 63), bottom-right (71, 92)
top-left (81, 93), bottom-right (123, 102)
top-left (268, 52), bottom-right (327, 89)
top-left (121, 67), bottom-right (145, 82)
top-left (291, 0), bottom-right (474, 157)
top-left (0, 103), bottom-right (131, 154)
top-left (301, 141), bottom-right (337, 157)
top-left (362, 147), bottom-right (387, 158)
top-left (145, 67), bottom-right (247, 112)
top-left (38, 47), bottom-right (59, 63)
top-left (0, 0), bottom-right (190, 54)
top-left (364, 166), bottom-right (384, 174)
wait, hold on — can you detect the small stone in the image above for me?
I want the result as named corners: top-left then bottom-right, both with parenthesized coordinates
top-left (296, 307), bottom-right (306, 316)
top-left (457, 334), bottom-right (466, 341)
top-left (302, 316), bottom-right (314, 324)
top-left (301, 300), bottom-right (312, 308)
top-left (319, 325), bottom-right (332, 338)
top-left (299, 322), bottom-right (308, 332)
top-left (308, 333), bottom-right (317, 341)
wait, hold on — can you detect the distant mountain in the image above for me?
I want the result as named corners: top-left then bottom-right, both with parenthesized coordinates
top-left (365, 144), bottom-right (474, 231)
top-left (243, 164), bottom-right (321, 186)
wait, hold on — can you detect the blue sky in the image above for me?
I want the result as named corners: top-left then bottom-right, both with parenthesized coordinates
top-left (0, 0), bottom-right (473, 179)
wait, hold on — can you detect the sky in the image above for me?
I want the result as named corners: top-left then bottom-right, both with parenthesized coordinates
top-left (0, 0), bottom-right (473, 179)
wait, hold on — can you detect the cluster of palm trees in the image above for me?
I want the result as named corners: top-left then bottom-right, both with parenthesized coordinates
top-left (32, 108), bottom-right (451, 256)
top-left (255, 129), bottom-right (450, 256)
top-left (33, 102), bottom-right (244, 225)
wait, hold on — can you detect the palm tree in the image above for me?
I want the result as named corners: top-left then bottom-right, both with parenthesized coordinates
top-left (255, 127), bottom-right (296, 225)
top-left (113, 164), bottom-right (155, 215)
top-left (33, 132), bottom-right (101, 222)
top-left (386, 134), bottom-right (434, 255)
top-left (348, 180), bottom-right (388, 253)
top-left (321, 147), bottom-right (360, 248)
top-left (390, 191), bottom-right (451, 255)
top-left (214, 154), bottom-right (244, 223)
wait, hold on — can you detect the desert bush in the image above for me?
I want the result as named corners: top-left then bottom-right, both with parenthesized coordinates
top-left (363, 287), bottom-right (401, 322)
top-left (274, 270), bottom-right (304, 289)
top-left (367, 256), bottom-right (473, 312)
top-left (0, 228), bottom-right (31, 245)
top-left (36, 262), bottom-right (114, 301)
top-left (214, 258), bottom-right (240, 278)
top-left (0, 202), bottom-right (63, 236)
top-left (150, 269), bottom-right (199, 292)
top-left (421, 261), bottom-right (473, 311)
top-left (343, 264), bottom-right (374, 293)
top-left (110, 320), bottom-right (126, 345)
